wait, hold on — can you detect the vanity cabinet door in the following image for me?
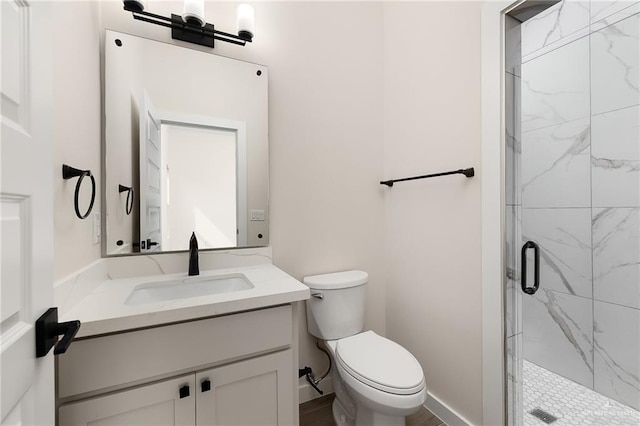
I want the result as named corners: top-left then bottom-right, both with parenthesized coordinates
top-left (196, 349), bottom-right (294, 426)
top-left (58, 374), bottom-right (195, 426)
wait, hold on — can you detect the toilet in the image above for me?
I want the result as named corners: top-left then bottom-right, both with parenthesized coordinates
top-left (303, 270), bottom-right (427, 426)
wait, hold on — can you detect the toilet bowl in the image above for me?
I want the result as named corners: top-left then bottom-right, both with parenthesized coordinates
top-left (303, 271), bottom-right (427, 426)
top-left (327, 331), bottom-right (427, 425)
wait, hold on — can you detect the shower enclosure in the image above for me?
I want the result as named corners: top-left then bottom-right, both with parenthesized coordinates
top-left (504, 1), bottom-right (640, 425)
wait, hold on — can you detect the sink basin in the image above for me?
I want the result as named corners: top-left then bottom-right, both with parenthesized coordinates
top-left (125, 274), bottom-right (254, 306)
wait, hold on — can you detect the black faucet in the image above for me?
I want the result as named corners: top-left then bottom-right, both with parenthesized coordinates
top-left (188, 232), bottom-right (199, 276)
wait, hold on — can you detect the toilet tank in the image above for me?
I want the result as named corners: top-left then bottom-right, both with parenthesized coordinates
top-left (303, 270), bottom-right (367, 340)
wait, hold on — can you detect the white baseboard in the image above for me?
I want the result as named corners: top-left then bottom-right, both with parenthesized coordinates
top-left (298, 376), bottom-right (334, 404)
top-left (425, 392), bottom-right (473, 426)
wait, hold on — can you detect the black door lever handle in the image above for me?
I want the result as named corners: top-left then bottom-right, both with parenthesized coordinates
top-left (35, 307), bottom-right (81, 357)
top-left (54, 319), bottom-right (81, 355)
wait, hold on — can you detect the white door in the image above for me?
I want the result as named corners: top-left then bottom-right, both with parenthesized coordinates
top-left (139, 91), bottom-right (162, 252)
top-left (1, 1), bottom-right (55, 424)
top-left (160, 122), bottom-right (239, 250)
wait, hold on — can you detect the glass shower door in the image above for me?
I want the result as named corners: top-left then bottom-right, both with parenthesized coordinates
top-left (505, 1), bottom-right (640, 425)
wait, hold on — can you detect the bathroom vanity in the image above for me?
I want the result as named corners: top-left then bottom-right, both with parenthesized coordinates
top-left (55, 256), bottom-right (309, 425)
top-left (53, 25), bottom-right (299, 425)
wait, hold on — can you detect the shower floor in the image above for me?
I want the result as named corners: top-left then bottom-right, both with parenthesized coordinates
top-left (523, 360), bottom-right (640, 426)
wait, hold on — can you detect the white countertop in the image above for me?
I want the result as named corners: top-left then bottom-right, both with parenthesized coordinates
top-left (61, 264), bottom-right (310, 338)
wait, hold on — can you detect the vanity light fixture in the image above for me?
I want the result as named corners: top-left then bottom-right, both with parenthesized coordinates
top-left (122, 0), bottom-right (255, 48)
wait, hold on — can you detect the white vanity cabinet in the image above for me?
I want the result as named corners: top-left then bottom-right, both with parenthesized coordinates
top-left (58, 374), bottom-right (196, 425)
top-left (57, 305), bottom-right (299, 426)
top-left (196, 350), bottom-right (294, 425)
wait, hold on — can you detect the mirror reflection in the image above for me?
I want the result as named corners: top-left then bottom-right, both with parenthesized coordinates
top-left (157, 121), bottom-right (242, 251)
top-left (104, 30), bottom-right (268, 255)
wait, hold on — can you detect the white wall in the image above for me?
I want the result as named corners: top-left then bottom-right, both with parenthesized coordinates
top-left (252, 2), bottom-right (388, 391)
top-left (53, 2), bottom-right (102, 280)
top-left (383, 2), bottom-right (483, 424)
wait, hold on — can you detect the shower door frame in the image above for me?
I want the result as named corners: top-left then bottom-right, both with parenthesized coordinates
top-left (480, 1), bottom-right (528, 425)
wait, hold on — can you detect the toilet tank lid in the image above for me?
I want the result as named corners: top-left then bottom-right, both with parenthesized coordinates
top-left (303, 270), bottom-right (368, 289)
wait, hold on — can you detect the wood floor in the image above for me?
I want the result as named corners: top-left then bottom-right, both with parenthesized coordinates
top-left (299, 394), bottom-right (445, 426)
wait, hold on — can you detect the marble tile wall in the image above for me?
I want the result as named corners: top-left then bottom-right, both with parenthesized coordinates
top-left (522, 208), bottom-right (592, 298)
top-left (594, 301), bottom-right (640, 410)
top-left (520, 118), bottom-right (591, 207)
top-left (591, 0), bottom-right (640, 26)
top-left (515, 0), bottom-right (640, 413)
top-left (521, 0), bottom-right (590, 60)
top-left (521, 37), bottom-right (590, 134)
top-left (522, 288), bottom-right (594, 388)
top-left (591, 105), bottom-right (640, 207)
top-left (593, 208), bottom-right (640, 309)
top-left (591, 11), bottom-right (640, 115)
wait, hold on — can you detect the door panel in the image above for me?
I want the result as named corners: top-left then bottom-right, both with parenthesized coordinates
top-left (1, 0), bottom-right (28, 128)
top-left (58, 374), bottom-right (195, 426)
top-left (196, 350), bottom-right (294, 426)
top-left (1, 0), bottom-right (55, 423)
top-left (139, 91), bottom-right (162, 252)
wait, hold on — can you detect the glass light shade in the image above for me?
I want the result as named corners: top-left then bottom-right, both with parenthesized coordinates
top-left (236, 4), bottom-right (255, 38)
top-left (182, 0), bottom-right (206, 27)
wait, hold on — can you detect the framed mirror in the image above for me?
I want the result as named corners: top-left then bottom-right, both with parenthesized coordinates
top-left (104, 30), bottom-right (268, 255)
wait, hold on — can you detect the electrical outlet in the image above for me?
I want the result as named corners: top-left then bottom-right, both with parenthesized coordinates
top-left (93, 212), bottom-right (101, 244)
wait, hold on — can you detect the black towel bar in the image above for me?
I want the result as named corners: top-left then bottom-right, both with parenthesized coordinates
top-left (380, 167), bottom-right (474, 187)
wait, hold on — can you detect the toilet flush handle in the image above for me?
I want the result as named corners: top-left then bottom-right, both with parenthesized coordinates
top-left (311, 293), bottom-right (324, 300)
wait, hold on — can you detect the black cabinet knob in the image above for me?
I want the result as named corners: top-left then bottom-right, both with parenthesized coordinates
top-left (179, 385), bottom-right (190, 399)
top-left (201, 379), bottom-right (211, 392)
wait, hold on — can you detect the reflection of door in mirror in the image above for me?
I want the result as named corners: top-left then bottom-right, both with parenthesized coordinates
top-left (139, 92), bottom-right (162, 253)
top-left (160, 124), bottom-right (238, 251)
top-left (138, 102), bottom-right (248, 253)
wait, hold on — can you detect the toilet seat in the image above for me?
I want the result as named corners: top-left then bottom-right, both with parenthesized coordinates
top-left (335, 331), bottom-right (425, 395)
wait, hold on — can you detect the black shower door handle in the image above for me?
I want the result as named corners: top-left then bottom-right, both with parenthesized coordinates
top-left (521, 241), bottom-right (540, 295)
